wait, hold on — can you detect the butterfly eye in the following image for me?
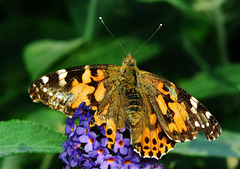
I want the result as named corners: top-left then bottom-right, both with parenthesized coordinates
top-left (132, 59), bottom-right (136, 65)
top-left (122, 58), bottom-right (128, 65)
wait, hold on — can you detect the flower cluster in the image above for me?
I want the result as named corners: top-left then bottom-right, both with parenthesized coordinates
top-left (59, 102), bottom-right (163, 169)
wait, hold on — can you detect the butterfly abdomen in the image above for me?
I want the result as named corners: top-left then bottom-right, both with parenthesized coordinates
top-left (124, 88), bottom-right (143, 125)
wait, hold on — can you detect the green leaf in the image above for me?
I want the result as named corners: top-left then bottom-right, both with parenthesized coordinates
top-left (180, 64), bottom-right (240, 99)
top-left (24, 38), bottom-right (85, 80)
top-left (0, 120), bottom-right (65, 158)
top-left (173, 130), bottom-right (240, 158)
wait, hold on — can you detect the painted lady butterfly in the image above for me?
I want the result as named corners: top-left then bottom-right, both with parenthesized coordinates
top-left (29, 53), bottom-right (221, 159)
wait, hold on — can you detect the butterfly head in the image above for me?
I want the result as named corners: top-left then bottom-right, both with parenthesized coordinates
top-left (122, 53), bottom-right (137, 67)
top-left (120, 53), bottom-right (139, 81)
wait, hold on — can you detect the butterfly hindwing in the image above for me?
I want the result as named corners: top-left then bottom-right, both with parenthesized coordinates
top-left (130, 96), bottom-right (176, 159)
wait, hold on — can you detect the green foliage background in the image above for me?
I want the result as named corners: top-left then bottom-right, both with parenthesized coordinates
top-left (1, 0), bottom-right (240, 168)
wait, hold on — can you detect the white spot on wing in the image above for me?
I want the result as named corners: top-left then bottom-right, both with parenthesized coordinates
top-left (161, 152), bottom-right (167, 157)
top-left (206, 122), bottom-right (210, 126)
top-left (190, 96), bottom-right (198, 109)
top-left (195, 121), bottom-right (200, 127)
top-left (43, 88), bottom-right (47, 92)
top-left (201, 124), bottom-right (205, 128)
top-left (168, 147), bottom-right (174, 152)
top-left (59, 79), bottom-right (67, 86)
top-left (57, 69), bottom-right (67, 74)
top-left (191, 107), bottom-right (198, 114)
top-left (205, 111), bottom-right (211, 119)
top-left (58, 69), bottom-right (68, 86)
top-left (84, 65), bottom-right (90, 69)
top-left (133, 149), bottom-right (141, 156)
top-left (56, 93), bottom-right (63, 100)
top-left (35, 87), bottom-right (39, 92)
top-left (49, 92), bottom-right (53, 96)
top-left (41, 76), bottom-right (49, 84)
top-left (151, 156), bottom-right (159, 160)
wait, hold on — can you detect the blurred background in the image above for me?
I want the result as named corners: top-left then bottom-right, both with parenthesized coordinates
top-left (0, 0), bottom-right (240, 168)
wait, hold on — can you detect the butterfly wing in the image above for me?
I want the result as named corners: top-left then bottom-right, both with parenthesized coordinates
top-left (129, 93), bottom-right (176, 159)
top-left (29, 64), bottom-right (119, 117)
top-left (29, 64), bottom-right (129, 148)
top-left (140, 70), bottom-right (222, 142)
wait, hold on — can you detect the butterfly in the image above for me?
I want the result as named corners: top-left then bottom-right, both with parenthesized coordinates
top-left (29, 52), bottom-right (221, 159)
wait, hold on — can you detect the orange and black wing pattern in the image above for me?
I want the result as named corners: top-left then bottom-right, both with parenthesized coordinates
top-left (140, 70), bottom-right (221, 143)
top-left (29, 64), bottom-right (119, 117)
top-left (29, 64), bottom-right (129, 149)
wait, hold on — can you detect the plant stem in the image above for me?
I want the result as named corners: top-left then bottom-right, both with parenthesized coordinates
top-left (39, 154), bottom-right (54, 169)
top-left (214, 7), bottom-right (229, 66)
top-left (183, 37), bottom-right (210, 72)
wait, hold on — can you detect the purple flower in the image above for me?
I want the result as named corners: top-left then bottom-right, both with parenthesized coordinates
top-left (100, 138), bottom-right (108, 147)
top-left (59, 151), bottom-right (69, 165)
top-left (79, 131), bottom-right (99, 152)
top-left (59, 102), bottom-right (163, 169)
top-left (65, 123), bottom-right (77, 139)
top-left (113, 132), bottom-right (131, 155)
top-left (121, 155), bottom-right (141, 169)
top-left (80, 154), bottom-right (96, 169)
top-left (76, 121), bottom-right (90, 136)
top-left (100, 155), bottom-right (121, 169)
top-left (88, 146), bottom-right (109, 164)
top-left (71, 102), bottom-right (87, 120)
top-left (141, 159), bottom-right (164, 169)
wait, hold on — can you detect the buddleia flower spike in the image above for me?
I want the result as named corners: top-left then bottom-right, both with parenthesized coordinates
top-left (59, 102), bottom-right (164, 169)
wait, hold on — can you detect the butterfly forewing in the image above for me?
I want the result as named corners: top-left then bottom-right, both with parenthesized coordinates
top-left (29, 64), bottom-right (119, 116)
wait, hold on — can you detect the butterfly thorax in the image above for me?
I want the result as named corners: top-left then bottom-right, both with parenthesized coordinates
top-left (120, 53), bottom-right (142, 126)
top-left (120, 53), bottom-right (138, 86)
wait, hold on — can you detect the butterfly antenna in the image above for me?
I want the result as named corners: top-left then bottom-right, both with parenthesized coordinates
top-left (133, 23), bottom-right (163, 57)
top-left (99, 17), bottom-right (127, 55)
